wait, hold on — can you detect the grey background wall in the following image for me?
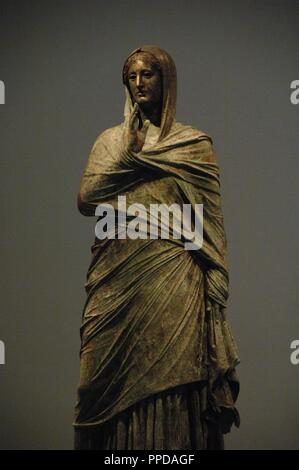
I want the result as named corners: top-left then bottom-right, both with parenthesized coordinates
top-left (0, 0), bottom-right (298, 449)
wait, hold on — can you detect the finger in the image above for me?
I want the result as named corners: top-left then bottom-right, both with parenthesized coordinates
top-left (129, 103), bottom-right (139, 128)
top-left (143, 119), bottom-right (150, 130)
top-left (140, 119), bottom-right (150, 137)
top-left (130, 102), bottom-right (139, 119)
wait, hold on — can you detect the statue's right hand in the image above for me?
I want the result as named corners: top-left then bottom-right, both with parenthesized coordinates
top-left (126, 103), bottom-right (150, 153)
top-left (129, 102), bottom-right (139, 132)
top-left (127, 103), bottom-right (139, 151)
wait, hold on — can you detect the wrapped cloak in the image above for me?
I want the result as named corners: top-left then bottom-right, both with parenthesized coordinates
top-left (74, 46), bottom-right (240, 447)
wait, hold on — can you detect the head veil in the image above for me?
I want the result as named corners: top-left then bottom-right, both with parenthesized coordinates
top-left (122, 45), bottom-right (177, 143)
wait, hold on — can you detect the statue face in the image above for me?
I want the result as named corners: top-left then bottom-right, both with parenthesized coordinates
top-left (127, 57), bottom-right (162, 109)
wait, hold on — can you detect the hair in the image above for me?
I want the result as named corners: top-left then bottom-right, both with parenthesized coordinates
top-left (122, 51), bottom-right (162, 87)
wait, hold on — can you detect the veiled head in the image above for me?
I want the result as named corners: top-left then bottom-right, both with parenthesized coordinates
top-left (123, 52), bottom-right (162, 111)
top-left (123, 46), bottom-right (177, 141)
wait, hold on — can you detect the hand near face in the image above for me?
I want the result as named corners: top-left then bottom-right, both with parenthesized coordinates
top-left (126, 103), bottom-right (150, 153)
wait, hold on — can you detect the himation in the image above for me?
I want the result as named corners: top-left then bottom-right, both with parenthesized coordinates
top-left (95, 195), bottom-right (203, 251)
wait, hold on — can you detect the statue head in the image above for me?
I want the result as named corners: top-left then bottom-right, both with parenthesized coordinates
top-left (123, 52), bottom-right (163, 113)
top-left (122, 46), bottom-right (177, 141)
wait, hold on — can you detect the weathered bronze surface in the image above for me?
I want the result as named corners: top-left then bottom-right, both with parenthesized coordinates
top-left (74, 46), bottom-right (240, 450)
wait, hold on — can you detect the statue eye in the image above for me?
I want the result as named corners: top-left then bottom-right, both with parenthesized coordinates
top-left (129, 73), bottom-right (136, 80)
top-left (143, 71), bottom-right (153, 78)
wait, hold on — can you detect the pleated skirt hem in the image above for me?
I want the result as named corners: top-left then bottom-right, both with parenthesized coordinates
top-left (74, 382), bottom-right (225, 450)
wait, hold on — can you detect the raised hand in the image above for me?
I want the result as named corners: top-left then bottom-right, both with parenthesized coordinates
top-left (126, 103), bottom-right (150, 153)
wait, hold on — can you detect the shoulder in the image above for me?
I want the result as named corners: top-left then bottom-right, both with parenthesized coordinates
top-left (93, 123), bottom-right (124, 145)
top-left (170, 121), bottom-right (213, 144)
top-left (90, 123), bottom-right (124, 154)
top-left (172, 122), bottom-right (217, 163)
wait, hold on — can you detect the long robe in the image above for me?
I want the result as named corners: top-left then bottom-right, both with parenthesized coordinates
top-left (73, 118), bottom-right (240, 449)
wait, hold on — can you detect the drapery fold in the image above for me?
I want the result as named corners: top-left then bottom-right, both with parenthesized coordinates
top-left (75, 382), bottom-right (225, 450)
top-left (74, 121), bottom-right (240, 434)
top-left (74, 45), bottom-right (239, 446)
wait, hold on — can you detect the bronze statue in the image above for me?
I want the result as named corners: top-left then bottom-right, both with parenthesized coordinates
top-left (74, 45), bottom-right (240, 450)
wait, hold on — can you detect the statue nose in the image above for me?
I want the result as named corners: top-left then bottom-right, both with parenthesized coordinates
top-left (136, 75), bottom-right (143, 87)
